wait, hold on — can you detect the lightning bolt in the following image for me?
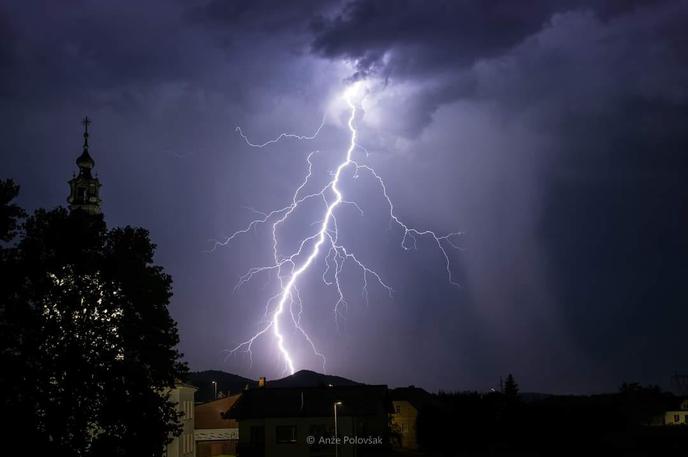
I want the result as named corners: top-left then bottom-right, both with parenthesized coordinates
top-left (213, 81), bottom-right (462, 375)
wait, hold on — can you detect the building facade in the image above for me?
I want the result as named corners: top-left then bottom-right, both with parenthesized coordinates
top-left (389, 386), bottom-right (431, 450)
top-left (227, 385), bottom-right (391, 457)
top-left (664, 398), bottom-right (688, 426)
top-left (390, 399), bottom-right (418, 450)
top-left (166, 383), bottom-right (198, 457)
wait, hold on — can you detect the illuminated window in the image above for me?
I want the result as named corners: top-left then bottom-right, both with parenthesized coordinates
top-left (395, 404), bottom-right (401, 414)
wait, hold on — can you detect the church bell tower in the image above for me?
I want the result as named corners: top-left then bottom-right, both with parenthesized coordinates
top-left (67, 116), bottom-right (102, 214)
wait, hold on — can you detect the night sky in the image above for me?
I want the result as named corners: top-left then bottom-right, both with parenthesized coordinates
top-left (2, 0), bottom-right (687, 394)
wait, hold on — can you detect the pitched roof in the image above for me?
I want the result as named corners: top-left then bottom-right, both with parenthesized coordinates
top-left (196, 394), bottom-right (241, 429)
top-left (226, 385), bottom-right (391, 420)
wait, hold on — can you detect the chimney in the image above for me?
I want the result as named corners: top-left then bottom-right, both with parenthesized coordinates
top-left (258, 376), bottom-right (266, 387)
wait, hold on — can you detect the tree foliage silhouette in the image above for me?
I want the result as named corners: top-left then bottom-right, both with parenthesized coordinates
top-left (0, 179), bottom-right (24, 241)
top-left (504, 373), bottom-right (519, 400)
top-left (0, 181), bottom-right (186, 457)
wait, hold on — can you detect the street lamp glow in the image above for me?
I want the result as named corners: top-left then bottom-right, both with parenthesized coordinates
top-left (334, 401), bottom-right (343, 457)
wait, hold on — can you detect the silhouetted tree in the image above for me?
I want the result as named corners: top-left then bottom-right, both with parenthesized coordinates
top-left (0, 188), bottom-right (186, 457)
top-left (504, 373), bottom-right (519, 400)
top-left (0, 179), bottom-right (25, 241)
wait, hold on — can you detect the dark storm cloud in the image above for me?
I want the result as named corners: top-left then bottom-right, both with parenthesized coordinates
top-left (307, 0), bottom-right (688, 389)
top-left (0, 0), bottom-right (320, 109)
top-left (311, 0), bottom-right (557, 76)
top-left (189, 0), bottom-right (333, 31)
top-left (0, 0), bottom-right (352, 383)
top-left (310, 0), bottom-right (686, 135)
top-left (0, 8), bottom-right (16, 63)
top-left (310, 0), bottom-right (672, 78)
top-left (2, 0), bottom-right (687, 393)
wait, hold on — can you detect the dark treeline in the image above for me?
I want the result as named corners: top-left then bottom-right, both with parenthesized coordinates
top-left (417, 378), bottom-right (687, 455)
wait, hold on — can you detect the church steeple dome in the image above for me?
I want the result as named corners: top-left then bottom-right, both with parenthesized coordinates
top-left (76, 116), bottom-right (95, 171)
top-left (68, 116), bottom-right (102, 214)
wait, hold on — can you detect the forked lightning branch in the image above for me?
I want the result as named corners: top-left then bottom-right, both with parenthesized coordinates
top-left (212, 81), bottom-right (462, 375)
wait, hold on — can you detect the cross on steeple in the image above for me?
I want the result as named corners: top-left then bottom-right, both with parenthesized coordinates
top-left (82, 116), bottom-right (91, 149)
top-left (68, 116), bottom-right (102, 214)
